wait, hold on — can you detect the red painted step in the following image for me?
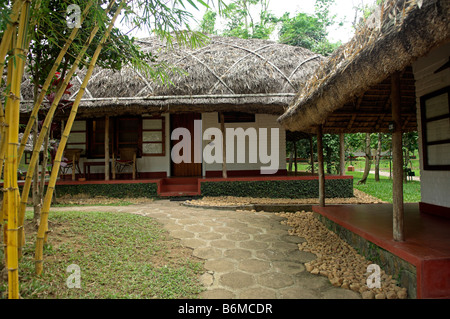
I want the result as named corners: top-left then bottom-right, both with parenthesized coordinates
top-left (159, 178), bottom-right (200, 197)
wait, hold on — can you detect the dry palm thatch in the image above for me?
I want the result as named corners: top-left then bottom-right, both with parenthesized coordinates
top-left (278, 0), bottom-right (450, 133)
top-left (20, 35), bottom-right (324, 118)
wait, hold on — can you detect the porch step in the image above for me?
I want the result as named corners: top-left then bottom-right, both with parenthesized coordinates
top-left (161, 184), bottom-right (198, 193)
top-left (159, 178), bottom-right (200, 197)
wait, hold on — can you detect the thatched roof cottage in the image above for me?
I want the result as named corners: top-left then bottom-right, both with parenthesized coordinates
top-left (21, 35), bottom-right (349, 197)
top-left (278, 0), bottom-right (450, 299)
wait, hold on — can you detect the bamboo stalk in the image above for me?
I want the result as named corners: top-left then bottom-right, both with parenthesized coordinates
top-left (17, 2), bottom-right (115, 254)
top-left (0, 0), bottom-right (24, 174)
top-left (2, 45), bottom-right (14, 282)
top-left (35, 1), bottom-right (125, 275)
top-left (17, 2), bottom-right (94, 163)
top-left (0, 0), bottom-right (24, 75)
top-left (5, 0), bottom-right (30, 299)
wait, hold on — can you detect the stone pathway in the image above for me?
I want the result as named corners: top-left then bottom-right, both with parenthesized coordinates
top-left (51, 200), bottom-right (361, 299)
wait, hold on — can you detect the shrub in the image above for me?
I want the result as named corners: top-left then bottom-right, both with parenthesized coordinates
top-left (200, 178), bottom-right (353, 198)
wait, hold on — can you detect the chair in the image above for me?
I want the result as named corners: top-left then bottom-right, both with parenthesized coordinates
top-left (60, 149), bottom-right (82, 181)
top-left (113, 148), bottom-right (138, 180)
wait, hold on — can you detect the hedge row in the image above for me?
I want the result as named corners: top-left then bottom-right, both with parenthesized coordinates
top-left (53, 182), bottom-right (159, 198)
top-left (200, 178), bottom-right (353, 199)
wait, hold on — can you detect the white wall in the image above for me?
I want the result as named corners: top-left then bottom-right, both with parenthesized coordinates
top-left (412, 41), bottom-right (450, 208)
top-left (201, 112), bottom-right (286, 176)
top-left (66, 114), bottom-right (171, 177)
top-left (65, 112), bottom-right (287, 178)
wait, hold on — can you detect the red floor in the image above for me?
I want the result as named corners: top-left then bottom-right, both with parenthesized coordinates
top-left (313, 203), bottom-right (450, 299)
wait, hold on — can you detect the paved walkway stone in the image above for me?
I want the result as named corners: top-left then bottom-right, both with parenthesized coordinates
top-left (50, 200), bottom-right (361, 299)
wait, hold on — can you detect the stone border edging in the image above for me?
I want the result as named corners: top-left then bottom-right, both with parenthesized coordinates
top-left (182, 201), bottom-right (314, 213)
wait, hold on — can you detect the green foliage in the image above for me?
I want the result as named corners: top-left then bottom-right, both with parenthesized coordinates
top-left (199, 9), bottom-right (217, 34)
top-left (287, 134), bottom-right (341, 174)
top-left (38, 182), bottom-right (159, 199)
top-left (278, 0), bottom-right (342, 55)
top-left (201, 178), bottom-right (353, 198)
top-left (221, 0), bottom-right (277, 39)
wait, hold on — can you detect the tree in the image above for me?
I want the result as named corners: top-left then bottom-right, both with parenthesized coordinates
top-left (278, 0), bottom-right (342, 55)
top-left (201, 0), bottom-right (277, 39)
top-left (199, 9), bottom-right (217, 34)
top-left (24, 0), bottom-right (157, 229)
top-left (1, 0), bottom-right (223, 299)
top-left (357, 133), bottom-right (372, 185)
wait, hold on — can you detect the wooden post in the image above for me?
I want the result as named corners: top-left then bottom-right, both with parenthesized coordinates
top-left (391, 72), bottom-right (404, 242)
top-left (339, 133), bottom-right (345, 175)
top-left (317, 125), bottom-right (325, 207)
top-left (219, 112), bottom-right (227, 179)
top-left (309, 135), bottom-right (314, 175)
top-left (294, 140), bottom-right (298, 175)
top-left (104, 116), bottom-right (110, 181)
top-left (71, 152), bottom-right (76, 181)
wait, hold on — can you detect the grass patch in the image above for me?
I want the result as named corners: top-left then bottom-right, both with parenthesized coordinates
top-left (346, 171), bottom-right (421, 203)
top-left (6, 210), bottom-right (205, 299)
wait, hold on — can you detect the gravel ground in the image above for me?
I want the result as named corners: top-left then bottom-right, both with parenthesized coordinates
top-left (186, 189), bottom-right (386, 207)
top-left (279, 211), bottom-right (408, 299)
top-left (56, 190), bottom-right (408, 298)
top-left (187, 190), bottom-right (408, 299)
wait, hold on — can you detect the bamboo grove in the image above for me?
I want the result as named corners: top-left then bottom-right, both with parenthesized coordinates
top-left (1, 0), bottom-right (215, 299)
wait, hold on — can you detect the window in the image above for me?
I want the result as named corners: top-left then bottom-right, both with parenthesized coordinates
top-left (218, 112), bottom-right (255, 123)
top-left (67, 120), bottom-right (87, 154)
top-left (116, 117), bottom-right (141, 153)
top-left (87, 116), bottom-right (147, 158)
top-left (87, 118), bottom-right (110, 158)
top-left (142, 116), bottom-right (165, 156)
top-left (420, 86), bottom-right (450, 170)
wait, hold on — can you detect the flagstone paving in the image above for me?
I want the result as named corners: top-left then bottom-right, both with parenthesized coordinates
top-left (51, 200), bottom-right (361, 299)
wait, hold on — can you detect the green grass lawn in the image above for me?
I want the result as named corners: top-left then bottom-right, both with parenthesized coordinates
top-left (3, 210), bottom-right (205, 299)
top-left (287, 158), bottom-right (420, 177)
top-left (346, 171), bottom-right (421, 203)
top-left (286, 160), bottom-right (421, 203)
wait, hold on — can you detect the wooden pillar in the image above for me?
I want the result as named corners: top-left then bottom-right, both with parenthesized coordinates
top-left (317, 125), bottom-right (325, 207)
top-left (219, 112), bottom-right (227, 179)
top-left (104, 116), bottom-right (110, 181)
top-left (309, 135), bottom-right (314, 175)
top-left (294, 140), bottom-right (298, 175)
top-left (391, 72), bottom-right (404, 242)
top-left (339, 133), bottom-right (345, 175)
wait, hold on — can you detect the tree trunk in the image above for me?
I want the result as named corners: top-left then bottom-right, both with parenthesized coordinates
top-left (357, 133), bottom-right (371, 185)
top-left (375, 133), bottom-right (382, 182)
top-left (288, 149), bottom-right (293, 172)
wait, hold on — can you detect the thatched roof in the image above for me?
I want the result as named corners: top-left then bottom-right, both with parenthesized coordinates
top-left (278, 0), bottom-right (450, 134)
top-left (20, 35), bottom-right (323, 118)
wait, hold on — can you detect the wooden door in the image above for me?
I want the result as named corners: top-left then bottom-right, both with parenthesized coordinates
top-left (170, 113), bottom-right (202, 177)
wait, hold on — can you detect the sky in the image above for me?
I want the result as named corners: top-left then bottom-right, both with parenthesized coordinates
top-left (122, 0), bottom-right (377, 44)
